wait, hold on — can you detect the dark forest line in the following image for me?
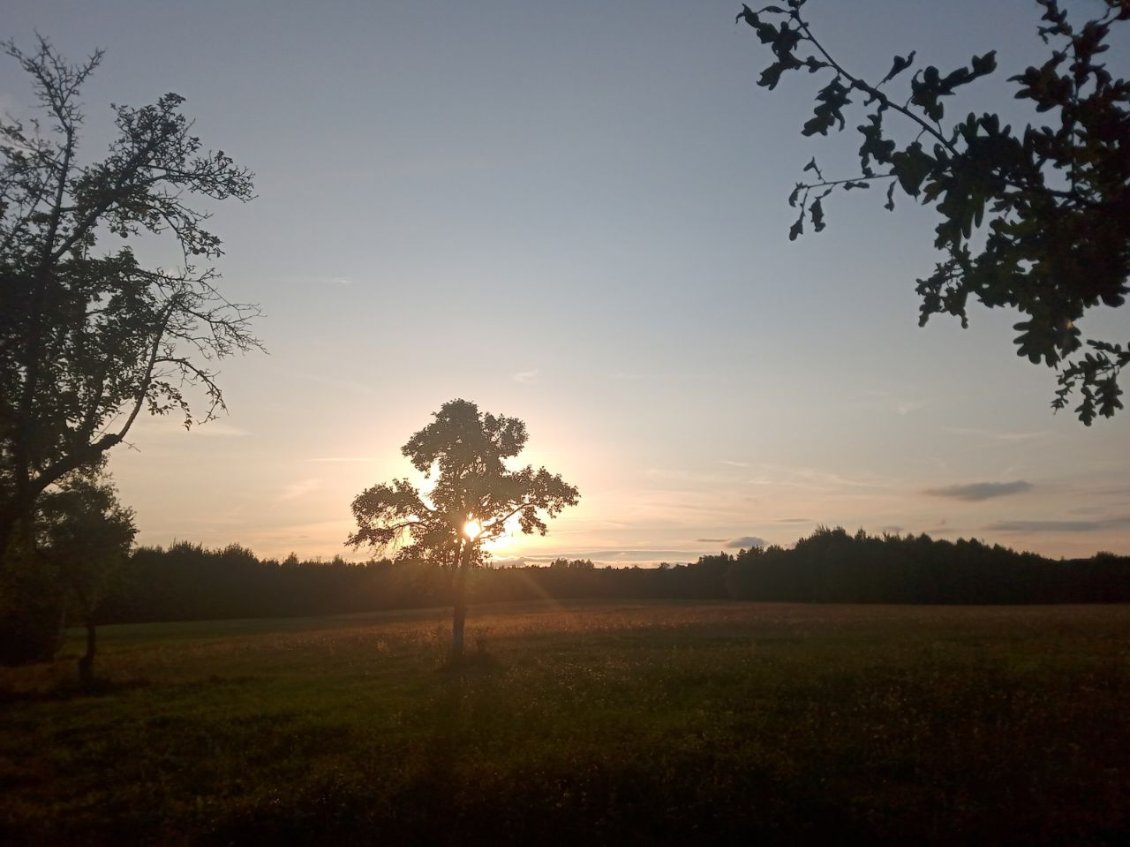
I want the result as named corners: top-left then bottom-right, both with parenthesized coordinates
top-left (93, 527), bottom-right (1130, 625)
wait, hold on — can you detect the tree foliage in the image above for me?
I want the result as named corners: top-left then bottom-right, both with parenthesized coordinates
top-left (36, 466), bottom-right (135, 684)
top-left (0, 37), bottom-right (260, 559)
top-left (347, 399), bottom-right (579, 654)
top-left (37, 467), bottom-right (136, 618)
top-left (737, 0), bottom-right (1130, 423)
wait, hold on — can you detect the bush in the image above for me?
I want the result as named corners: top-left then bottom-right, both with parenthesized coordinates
top-left (0, 551), bottom-right (65, 665)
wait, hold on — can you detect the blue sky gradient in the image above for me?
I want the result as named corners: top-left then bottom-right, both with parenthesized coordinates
top-left (6, 1), bottom-right (1128, 562)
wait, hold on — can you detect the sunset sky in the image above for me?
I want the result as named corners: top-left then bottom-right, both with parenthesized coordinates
top-left (6, 1), bottom-right (1128, 563)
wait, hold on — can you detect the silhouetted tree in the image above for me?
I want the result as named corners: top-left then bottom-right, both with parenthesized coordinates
top-left (347, 399), bottom-right (579, 657)
top-left (35, 467), bottom-right (135, 686)
top-left (0, 37), bottom-right (260, 572)
top-left (737, 0), bottom-right (1130, 422)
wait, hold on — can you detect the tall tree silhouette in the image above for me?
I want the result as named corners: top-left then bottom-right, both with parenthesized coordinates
top-left (347, 399), bottom-right (579, 657)
top-left (0, 37), bottom-right (259, 569)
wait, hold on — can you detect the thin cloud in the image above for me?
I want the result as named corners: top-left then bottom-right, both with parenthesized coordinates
top-left (923, 525), bottom-right (957, 536)
top-left (548, 549), bottom-right (700, 562)
top-left (188, 422), bottom-right (251, 438)
top-left (986, 517), bottom-right (1130, 534)
top-left (696, 537), bottom-right (728, 543)
top-left (778, 517), bottom-right (812, 523)
top-left (861, 389), bottom-right (925, 416)
top-left (946, 426), bottom-right (1050, 443)
top-left (748, 464), bottom-right (894, 493)
top-left (726, 536), bottom-right (766, 549)
top-left (924, 481), bottom-right (1033, 502)
top-left (893, 400), bottom-right (924, 416)
top-left (744, 476), bottom-right (774, 486)
top-left (513, 369), bottom-right (538, 384)
top-left (718, 460), bottom-right (749, 468)
top-left (278, 478), bottom-right (322, 502)
top-left (306, 456), bottom-right (377, 463)
top-left (131, 418), bottom-right (250, 438)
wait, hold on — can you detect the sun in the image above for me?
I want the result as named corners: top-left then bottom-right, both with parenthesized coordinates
top-left (463, 519), bottom-right (481, 540)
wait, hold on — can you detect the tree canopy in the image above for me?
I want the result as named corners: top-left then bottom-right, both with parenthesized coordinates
top-left (737, 0), bottom-right (1130, 423)
top-left (0, 37), bottom-right (260, 560)
top-left (348, 399), bottom-right (579, 654)
top-left (348, 400), bottom-right (580, 562)
top-left (36, 467), bottom-right (135, 683)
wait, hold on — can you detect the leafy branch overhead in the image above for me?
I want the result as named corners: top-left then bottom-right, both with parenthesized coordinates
top-left (738, 0), bottom-right (1130, 424)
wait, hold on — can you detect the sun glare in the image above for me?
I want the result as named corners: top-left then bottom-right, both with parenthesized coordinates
top-left (485, 513), bottom-right (523, 551)
top-left (463, 519), bottom-right (481, 540)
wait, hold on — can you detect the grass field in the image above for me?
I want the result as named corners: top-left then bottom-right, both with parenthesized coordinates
top-left (2, 600), bottom-right (1128, 844)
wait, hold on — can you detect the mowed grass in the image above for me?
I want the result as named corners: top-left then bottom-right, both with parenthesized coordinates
top-left (1, 601), bottom-right (1128, 845)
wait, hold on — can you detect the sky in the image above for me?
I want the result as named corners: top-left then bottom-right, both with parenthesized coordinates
top-left (5, 1), bottom-right (1129, 564)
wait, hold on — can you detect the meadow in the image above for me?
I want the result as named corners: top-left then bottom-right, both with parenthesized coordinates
top-left (1, 600), bottom-right (1128, 844)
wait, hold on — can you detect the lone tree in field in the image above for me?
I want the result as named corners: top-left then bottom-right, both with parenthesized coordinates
top-left (737, 0), bottom-right (1129, 423)
top-left (0, 37), bottom-right (260, 568)
top-left (347, 399), bottom-right (580, 657)
top-left (35, 466), bottom-right (135, 687)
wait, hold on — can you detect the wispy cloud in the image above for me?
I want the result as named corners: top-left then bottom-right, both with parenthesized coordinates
top-left (778, 517), bottom-right (813, 523)
top-left (278, 478), bottom-right (322, 502)
top-left (644, 467), bottom-right (735, 486)
top-left (861, 389), bottom-right (925, 416)
top-left (946, 427), bottom-right (1050, 443)
top-left (541, 549), bottom-right (702, 563)
top-left (985, 516), bottom-right (1130, 534)
top-left (129, 418), bottom-right (250, 439)
top-left (726, 536), bottom-right (766, 549)
top-left (188, 421), bottom-right (251, 438)
top-left (513, 369), bottom-right (538, 384)
top-left (748, 465), bottom-right (892, 493)
top-left (924, 481), bottom-right (1033, 502)
top-left (718, 460), bottom-right (749, 468)
top-left (1081, 484), bottom-right (1130, 499)
top-left (923, 525), bottom-right (957, 536)
top-left (306, 456), bottom-right (377, 463)
top-left (696, 537), bottom-right (728, 543)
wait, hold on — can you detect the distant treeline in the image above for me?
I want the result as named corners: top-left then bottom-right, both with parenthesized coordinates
top-left (96, 528), bottom-right (1130, 625)
top-left (97, 528), bottom-right (1130, 627)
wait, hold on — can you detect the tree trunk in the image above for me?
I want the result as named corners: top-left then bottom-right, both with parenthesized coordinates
top-left (450, 540), bottom-right (475, 659)
top-left (451, 561), bottom-right (468, 658)
top-left (77, 621), bottom-right (95, 690)
top-left (452, 588), bottom-right (467, 658)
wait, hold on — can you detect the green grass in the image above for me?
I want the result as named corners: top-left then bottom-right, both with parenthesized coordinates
top-left (2, 600), bottom-right (1128, 844)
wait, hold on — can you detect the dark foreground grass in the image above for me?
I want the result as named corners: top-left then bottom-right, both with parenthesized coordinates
top-left (1, 601), bottom-right (1128, 845)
